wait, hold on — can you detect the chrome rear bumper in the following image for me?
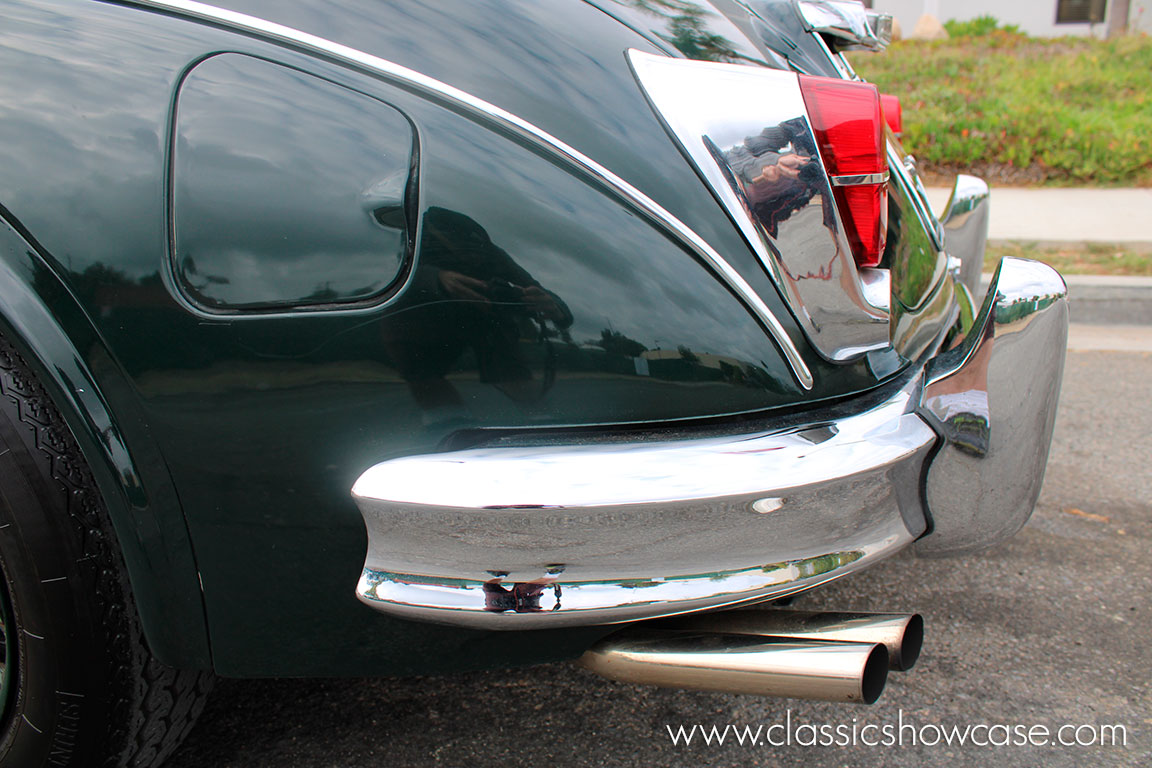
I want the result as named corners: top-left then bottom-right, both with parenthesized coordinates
top-left (355, 385), bottom-right (934, 629)
top-left (352, 256), bottom-right (1067, 628)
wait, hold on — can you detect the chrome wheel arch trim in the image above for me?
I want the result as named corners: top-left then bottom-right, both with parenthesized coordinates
top-left (109, 0), bottom-right (814, 389)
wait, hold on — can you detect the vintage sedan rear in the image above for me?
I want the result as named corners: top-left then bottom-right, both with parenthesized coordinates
top-left (0, 1), bottom-right (1066, 766)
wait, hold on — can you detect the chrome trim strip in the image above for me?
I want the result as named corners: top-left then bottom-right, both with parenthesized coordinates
top-left (111, 0), bottom-right (813, 389)
top-left (351, 380), bottom-right (934, 628)
top-left (829, 172), bottom-right (889, 187)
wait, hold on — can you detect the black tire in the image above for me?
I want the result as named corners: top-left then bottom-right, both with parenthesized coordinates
top-left (0, 333), bottom-right (213, 767)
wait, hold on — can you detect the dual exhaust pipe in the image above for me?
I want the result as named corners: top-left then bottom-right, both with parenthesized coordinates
top-left (579, 611), bottom-right (923, 705)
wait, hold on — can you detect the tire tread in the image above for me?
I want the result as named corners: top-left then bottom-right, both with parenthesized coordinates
top-left (0, 334), bottom-right (212, 768)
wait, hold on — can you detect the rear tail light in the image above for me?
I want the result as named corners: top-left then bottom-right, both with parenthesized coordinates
top-left (880, 93), bottom-right (903, 137)
top-left (799, 75), bottom-right (888, 268)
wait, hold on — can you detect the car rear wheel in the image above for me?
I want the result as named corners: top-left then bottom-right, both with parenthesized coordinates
top-left (0, 333), bottom-right (213, 767)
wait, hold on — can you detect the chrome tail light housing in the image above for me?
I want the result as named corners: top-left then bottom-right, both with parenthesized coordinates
top-left (629, 50), bottom-right (891, 363)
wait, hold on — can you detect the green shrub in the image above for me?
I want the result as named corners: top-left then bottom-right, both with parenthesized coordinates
top-left (943, 15), bottom-right (1023, 37)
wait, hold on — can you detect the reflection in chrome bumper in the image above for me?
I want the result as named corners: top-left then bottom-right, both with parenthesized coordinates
top-left (351, 257), bottom-right (1067, 627)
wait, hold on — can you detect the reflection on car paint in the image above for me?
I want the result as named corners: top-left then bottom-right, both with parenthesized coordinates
top-left (172, 54), bottom-right (416, 310)
top-left (379, 207), bottom-right (574, 426)
top-left (593, 0), bottom-right (779, 65)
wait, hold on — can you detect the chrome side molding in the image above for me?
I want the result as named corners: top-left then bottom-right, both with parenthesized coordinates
top-left (940, 175), bottom-right (991, 300)
top-left (629, 50), bottom-right (890, 363)
top-left (916, 257), bottom-right (1068, 556)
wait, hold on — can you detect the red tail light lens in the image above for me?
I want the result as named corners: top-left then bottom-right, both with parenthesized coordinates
top-left (799, 75), bottom-right (888, 268)
top-left (880, 93), bottom-right (903, 137)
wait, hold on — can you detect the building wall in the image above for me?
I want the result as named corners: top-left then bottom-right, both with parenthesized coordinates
top-left (874, 0), bottom-right (1152, 37)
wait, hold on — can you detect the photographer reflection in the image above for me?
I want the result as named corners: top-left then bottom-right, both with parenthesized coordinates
top-left (719, 118), bottom-right (833, 239)
top-left (482, 579), bottom-right (561, 614)
top-left (378, 206), bottom-right (573, 427)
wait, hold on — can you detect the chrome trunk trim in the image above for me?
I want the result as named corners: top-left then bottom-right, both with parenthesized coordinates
top-left (111, 0), bottom-right (813, 388)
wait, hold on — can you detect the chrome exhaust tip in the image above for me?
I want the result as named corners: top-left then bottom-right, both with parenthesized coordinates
top-left (579, 631), bottom-right (889, 704)
top-left (653, 610), bottom-right (924, 671)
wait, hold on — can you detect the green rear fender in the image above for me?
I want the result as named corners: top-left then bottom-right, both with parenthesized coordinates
top-left (0, 211), bottom-right (211, 670)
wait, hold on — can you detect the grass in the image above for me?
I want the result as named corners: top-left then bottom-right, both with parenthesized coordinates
top-left (985, 242), bottom-right (1152, 276)
top-left (852, 31), bottom-right (1152, 186)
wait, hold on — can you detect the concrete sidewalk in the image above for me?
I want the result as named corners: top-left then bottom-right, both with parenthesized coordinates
top-left (924, 185), bottom-right (1152, 327)
top-left (924, 187), bottom-right (1152, 243)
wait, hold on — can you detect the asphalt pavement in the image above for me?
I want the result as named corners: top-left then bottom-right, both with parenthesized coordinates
top-left (163, 339), bottom-right (1152, 768)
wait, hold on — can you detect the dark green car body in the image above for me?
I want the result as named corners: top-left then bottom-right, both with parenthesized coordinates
top-left (0, 0), bottom-right (948, 678)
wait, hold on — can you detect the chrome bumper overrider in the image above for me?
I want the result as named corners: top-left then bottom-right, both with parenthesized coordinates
top-left (352, 256), bottom-right (1067, 628)
top-left (915, 257), bottom-right (1068, 555)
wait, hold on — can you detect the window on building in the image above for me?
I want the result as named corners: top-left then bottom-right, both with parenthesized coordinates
top-left (1056, 0), bottom-right (1108, 23)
